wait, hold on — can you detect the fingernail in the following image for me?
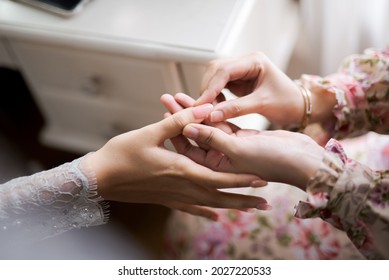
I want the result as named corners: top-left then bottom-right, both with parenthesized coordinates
top-left (192, 104), bottom-right (213, 119)
top-left (250, 180), bottom-right (268, 188)
top-left (184, 125), bottom-right (199, 139)
top-left (256, 203), bottom-right (272, 211)
top-left (208, 214), bottom-right (219, 221)
top-left (210, 110), bottom-right (224, 122)
top-left (240, 208), bottom-right (256, 213)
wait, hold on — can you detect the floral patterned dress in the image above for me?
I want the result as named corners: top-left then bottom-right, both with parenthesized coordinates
top-left (164, 48), bottom-right (389, 260)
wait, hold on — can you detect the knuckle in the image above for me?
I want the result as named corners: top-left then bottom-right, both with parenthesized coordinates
top-left (207, 59), bottom-right (221, 71)
top-left (251, 51), bottom-right (267, 61)
top-left (228, 141), bottom-right (244, 158)
top-left (203, 129), bottom-right (215, 146)
top-left (171, 113), bottom-right (187, 129)
top-left (230, 103), bottom-right (242, 115)
top-left (207, 60), bottom-right (229, 79)
top-left (249, 51), bottom-right (269, 69)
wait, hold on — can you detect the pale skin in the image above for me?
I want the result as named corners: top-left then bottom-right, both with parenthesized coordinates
top-left (85, 104), bottom-right (269, 221)
top-left (156, 51), bottom-right (338, 189)
top-left (85, 51), bottom-right (333, 220)
top-left (195, 51), bottom-right (337, 128)
top-left (161, 93), bottom-right (324, 191)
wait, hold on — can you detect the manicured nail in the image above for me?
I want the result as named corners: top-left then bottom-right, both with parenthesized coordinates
top-left (256, 203), bottom-right (272, 211)
top-left (240, 208), bottom-right (256, 213)
top-left (250, 180), bottom-right (268, 188)
top-left (208, 214), bottom-right (219, 221)
top-left (210, 110), bottom-right (224, 122)
top-left (192, 104), bottom-right (214, 119)
top-left (184, 125), bottom-right (199, 139)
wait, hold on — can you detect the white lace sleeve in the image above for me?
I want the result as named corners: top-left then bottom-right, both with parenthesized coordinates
top-left (0, 153), bottom-right (109, 242)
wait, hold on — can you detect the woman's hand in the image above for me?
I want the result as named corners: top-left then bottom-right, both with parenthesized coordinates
top-left (161, 92), bottom-right (323, 191)
top-left (86, 104), bottom-right (269, 220)
top-left (195, 52), bottom-right (305, 128)
top-left (180, 123), bottom-right (325, 191)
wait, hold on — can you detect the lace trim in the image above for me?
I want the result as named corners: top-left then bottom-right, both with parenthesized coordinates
top-left (78, 153), bottom-right (110, 224)
top-left (0, 154), bottom-right (109, 242)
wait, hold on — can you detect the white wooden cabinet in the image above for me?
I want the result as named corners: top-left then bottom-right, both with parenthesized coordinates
top-left (10, 41), bottom-right (182, 151)
top-left (0, 0), bottom-right (298, 153)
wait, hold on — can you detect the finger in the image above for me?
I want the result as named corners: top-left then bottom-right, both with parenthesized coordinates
top-left (180, 159), bottom-right (266, 189)
top-left (164, 202), bottom-right (219, 221)
top-left (152, 104), bottom-right (213, 141)
top-left (168, 133), bottom-right (208, 165)
top-left (164, 179), bottom-right (269, 211)
top-left (235, 128), bottom-right (261, 137)
top-left (163, 112), bottom-right (171, 119)
top-left (172, 93), bottom-right (237, 133)
top-left (183, 123), bottom-right (233, 155)
top-left (171, 134), bottom-right (208, 164)
top-left (197, 56), bottom-right (261, 105)
top-left (210, 95), bottom-right (260, 122)
top-left (197, 189), bottom-right (271, 211)
top-left (173, 92), bottom-right (220, 150)
top-left (161, 93), bottom-right (213, 151)
top-left (210, 120), bottom-right (240, 134)
top-left (196, 69), bottom-right (230, 105)
top-left (174, 92), bottom-right (240, 132)
top-left (165, 181), bottom-right (270, 212)
top-left (174, 93), bottom-right (239, 134)
top-left (160, 93), bottom-right (184, 113)
top-left (171, 132), bottom-right (229, 173)
top-left (174, 93), bottom-right (196, 108)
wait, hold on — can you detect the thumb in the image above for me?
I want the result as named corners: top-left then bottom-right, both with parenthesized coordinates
top-left (183, 123), bottom-right (233, 155)
top-left (153, 103), bottom-right (213, 140)
top-left (210, 96), bottom-right (259, 122)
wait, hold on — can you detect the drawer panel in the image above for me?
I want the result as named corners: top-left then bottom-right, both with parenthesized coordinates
top-left (34, 86), bottom-right (167, 152)
top-left (38, 86), bottom-right (166, 136)
top-left (11, 41), bottom-right (183, 104)
top-left (10, 41), bottom-right (183, 152)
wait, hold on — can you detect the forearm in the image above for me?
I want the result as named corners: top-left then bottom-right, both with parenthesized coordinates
top-left (0, 154), bottom-right (108, 241)
top-left (295, 139), bottom-right (389, 259)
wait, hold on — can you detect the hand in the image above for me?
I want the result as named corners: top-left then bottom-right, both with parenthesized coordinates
top-left (161, 92), bottom-right (241, 147)
top-left (86, 104), bottom-right (268, 220)
top-left (162, 93), bottom-right (323, 189)
top-left (195, 52), bottom-right (317, 128)
top-left (180, 123), bottom-right (324, 190)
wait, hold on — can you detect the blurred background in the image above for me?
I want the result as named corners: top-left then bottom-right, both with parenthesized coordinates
top-left (0, 0), bottom-right (388, 259)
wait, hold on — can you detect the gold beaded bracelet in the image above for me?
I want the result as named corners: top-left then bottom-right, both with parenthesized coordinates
top-left (294, 80), bottom-right (312, 131)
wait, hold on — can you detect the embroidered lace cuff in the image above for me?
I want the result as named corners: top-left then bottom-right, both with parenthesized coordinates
top-left (0, 153), bottom-right (109, 242)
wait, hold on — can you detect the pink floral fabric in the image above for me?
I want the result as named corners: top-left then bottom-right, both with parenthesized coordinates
top-left (295, 138), bottom-right (389, 259)
top-left (301, 48), bottom-right (389, 140)
top-left (295, 48), bottom-right (389, 259)
top-left (164, 48), bottom-right (389, 260)
top-left (165, 185), bottom-right (363, 260)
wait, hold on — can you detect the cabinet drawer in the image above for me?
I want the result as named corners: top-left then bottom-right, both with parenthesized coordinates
top-left (38, 87), bottom-right (167, 152)
top-left (11, 41), bottom-right (182, 105)
top-left (9, 41), bottom-right (183, 152)
top-left (39, 86), bottom-right (165, 132)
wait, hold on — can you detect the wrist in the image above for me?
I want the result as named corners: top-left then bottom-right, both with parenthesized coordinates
top-left (293, 80), bottom-right (312, 131)
top-left (84, 150), bottom-right (111, 200)
top-left (303, 80), bottom-right (337, 125)
top-left (286, 135), bottom-right (325, 191)
top-left (300, 148), bottom-right (325, 191)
